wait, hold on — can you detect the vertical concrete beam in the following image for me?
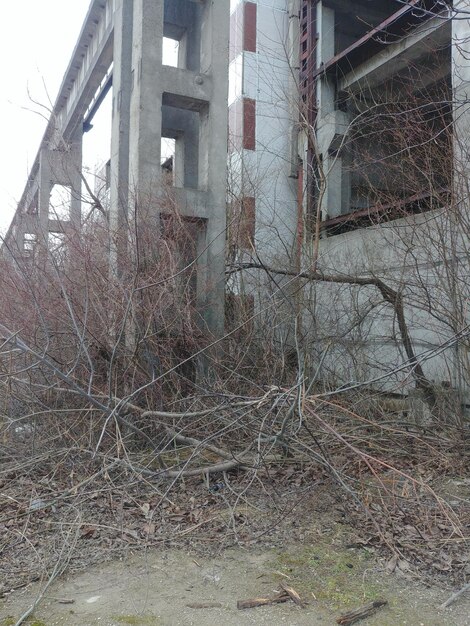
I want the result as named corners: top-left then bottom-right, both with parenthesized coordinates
top-left (127, 0), bottom-right (229, 335)
top-left (129, 0), bottom-right (164, 200)
top-left (451, 0), bottom-right (470, 398)
top-left (198, 0), bottom-right (230, 335)
top-left (315, 2), bottom-right (351, 219)
top-left (110, 0), bottom-right (134, 272)
top-left (316, 2), bottom-right (335, 116)
top-left (452, 1), bottom-right (470, 179)
top-left (109, 0), bottom-right (229, 336)
top-left (36, 142), bottom-right (82, 257)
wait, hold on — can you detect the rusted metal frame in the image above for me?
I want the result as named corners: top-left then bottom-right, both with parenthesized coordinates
top-left (300, 0), bottom-right (317, 127)
top-left (300, 1), bottom-right (318, 225)
top-left (323, 187), bottom-right (450, 228)
top-left (313, 0), bottom-right (423, 79)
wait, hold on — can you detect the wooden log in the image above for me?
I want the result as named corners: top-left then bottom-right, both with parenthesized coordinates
top-left (279, 582), bottom-right (307, 608)
top-left (337, 600), bottom-right (387, 625)
top-left (237, 591), bottom-right (289, 610)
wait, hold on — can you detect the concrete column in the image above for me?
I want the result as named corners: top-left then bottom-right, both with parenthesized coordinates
top-left (451, 0), bottom-right (470, 400)
top-left (315, 2), bottom-right (351, 219)
top-left (198, 0), bottom-right (229, 335)
top-left (36, 142), bottom-right (82, 256)
top-left (316, 3), bottom-right (335, 117)
top-left (129, 0), bottom-right (164, 201)
top-left (124, 0), bottom-right (229, 336)
top-left (452, 1), bottom-right (470, 180)
top-left (110, 0), bottom-right (134, 272)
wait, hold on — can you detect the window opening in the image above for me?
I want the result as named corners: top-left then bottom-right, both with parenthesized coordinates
top-left (49, 185), bottom-right (72, 221)
top-left (163, 37), bottom-right (180, 67)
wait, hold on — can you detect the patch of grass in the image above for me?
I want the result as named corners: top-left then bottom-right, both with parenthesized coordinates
top-left (112, 615), bottom-right (161, 625)
top-left (0, 615), bottom-right (69, 626)
top-left (272, 525), bottom-right (383, 611)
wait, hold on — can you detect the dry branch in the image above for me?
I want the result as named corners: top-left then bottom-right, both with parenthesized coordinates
top-left (237, 590), bottom-right (290, 610)
top-left (279, 582), bottom-right (306, 607)
top-left (237, 583), bottom-right (305, 610)
top-left (227, 261), bottom-right (436, 405)
top-left (336, 600), bottom-right (388, 625)
top-left (439, 582), bottom-right (470, 610)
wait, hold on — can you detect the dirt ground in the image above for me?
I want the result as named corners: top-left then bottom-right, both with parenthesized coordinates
top-left (1, 544), bottom-right (469, 626)
top-left (1, 435), bottom-right (469, 626)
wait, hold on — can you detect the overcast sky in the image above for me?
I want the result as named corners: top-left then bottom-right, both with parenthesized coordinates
top-left (0, 1), bottom-right (94, 234)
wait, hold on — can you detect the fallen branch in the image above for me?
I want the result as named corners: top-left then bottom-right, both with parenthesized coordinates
top-left (439, 581), bottom-right (470, 610)
top-left (227, 261), bottom-right (436, 405)
top-left (159, 457), bottom-right (252, 478)
top-left (279, 582), bottom-right (307, 608)
top-left (237, 590), bottom-right (290, 610)
top-left (336, 599), bottom-right (387, 625)
top-left (237, 584), bottom-right (305, 610)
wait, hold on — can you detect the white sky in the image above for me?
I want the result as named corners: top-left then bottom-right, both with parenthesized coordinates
top-left (0, 3), bottom-right (180, 236)
top-left (0, 1), bottom-right (99, 234)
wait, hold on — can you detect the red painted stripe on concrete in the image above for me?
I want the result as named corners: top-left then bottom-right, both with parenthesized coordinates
top-left (244, 2), bottom-right (257, 53)
top-left (243, 97), bottom-right (256, 151)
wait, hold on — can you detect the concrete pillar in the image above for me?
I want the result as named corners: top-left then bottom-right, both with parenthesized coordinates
top-left (36, 141), bottom-right (82, 257)
top-left (198, 0), bottom-right (230, 335)
top-left (315, 2), bottom-right (351, 219)
top-left (316, 3), bottom-right (335, 117)
top-left (452, 1), bottom-right (470, 179)
top-left (451, 0), bottom-right (470, 400)
top-left (129, 0), bottom-right (164, 199)
top-left (120, 0), bottom-right (229, 336)
top-left (110, 0), bottom-right (134, 273)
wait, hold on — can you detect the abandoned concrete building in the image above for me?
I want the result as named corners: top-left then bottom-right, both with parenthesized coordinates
top-left (2, 1), bottom-right (470, 403)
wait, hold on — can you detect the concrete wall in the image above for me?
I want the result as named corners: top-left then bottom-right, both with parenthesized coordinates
top-left (228, 0), bottom-right (298, 266)
top-left (300, 1), bottom-right (470, 407)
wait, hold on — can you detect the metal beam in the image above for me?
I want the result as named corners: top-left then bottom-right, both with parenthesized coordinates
top-left (313, 0), bottom-right (437, 79)
top-left (339, 17), bottom-right (451, 92)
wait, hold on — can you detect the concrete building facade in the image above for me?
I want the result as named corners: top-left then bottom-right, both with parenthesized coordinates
top-left (227, 1), bottom-right (470, 409)
top-left (3, 1), bottom-right (470, 406)
top-left (2, 0), bottom-right (230, 336)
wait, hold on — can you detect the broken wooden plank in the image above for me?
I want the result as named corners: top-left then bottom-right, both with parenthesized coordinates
top-left (337, 599), bottom-right (387, 625)
top-left (237, 590), bottom-right (289, 610)
top-left (279, 582), bottom-right (307, 608)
